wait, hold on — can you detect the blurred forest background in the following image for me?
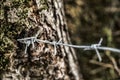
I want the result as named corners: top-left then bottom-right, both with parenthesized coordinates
top-left (0, 0), bottom-right (120, 80)
top-left (65, 0), bottom-right (120, 80)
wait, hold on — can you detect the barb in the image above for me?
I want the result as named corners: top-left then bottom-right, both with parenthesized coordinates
top-left (84, 38), bottom-right (103, 61)
top-left (53, 39), bottom-right (62, 55)
top-left (17, 37), bottom-right (35, 54)
top-left (17, 36), bottom-right (120, 62)
top-left (53, 41), bottom-right (57, 55)
top-left (91, 44), bottom-right (102, 62)
top-left (17, 30), bottom-right (41, 53)
top-left (25, 41), bottom-right (30, 54)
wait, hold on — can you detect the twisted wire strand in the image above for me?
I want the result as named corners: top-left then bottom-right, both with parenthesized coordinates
top-left (17, 37), bottom-right (120, 61)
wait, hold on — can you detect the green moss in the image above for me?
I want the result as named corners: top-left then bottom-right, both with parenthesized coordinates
top-left (0, 55), bottom-right (9, 72)
top-left (11, 0), bottom-right (30, 8)
top-left (0, 0), bottom-right (29, 72)
top-left (39, 0), bottom-right (49, 11)
top-left (0, 0), bottom-right (49, 73)
top-left (0, 21), bottom-right (25, 72)
top-left (0, 21), bottom-right (25, 53)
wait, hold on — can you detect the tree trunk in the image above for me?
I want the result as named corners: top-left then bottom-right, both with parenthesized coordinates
top-left (1, 0), bottom-right (83, 80)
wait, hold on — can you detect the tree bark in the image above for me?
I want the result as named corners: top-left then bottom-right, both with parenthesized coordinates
top-left (1, 0), bottom-right (83, 80)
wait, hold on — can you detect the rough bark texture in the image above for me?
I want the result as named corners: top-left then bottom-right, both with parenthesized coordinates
top-left (1, 0), bottom-right (83, 80)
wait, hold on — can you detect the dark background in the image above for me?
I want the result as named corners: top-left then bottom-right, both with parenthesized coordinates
top-left (65, 0), bottom-right (120, 80)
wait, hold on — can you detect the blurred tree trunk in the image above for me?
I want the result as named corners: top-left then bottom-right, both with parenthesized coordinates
top-left (1, 0), bottom-right (83, 80)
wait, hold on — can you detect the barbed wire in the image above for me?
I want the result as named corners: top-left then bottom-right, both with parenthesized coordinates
top-left (17, 35), bottom-right (120, 62)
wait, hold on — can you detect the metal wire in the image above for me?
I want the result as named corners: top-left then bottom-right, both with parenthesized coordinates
top-left (17, 36), bottom-right (120, 62)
